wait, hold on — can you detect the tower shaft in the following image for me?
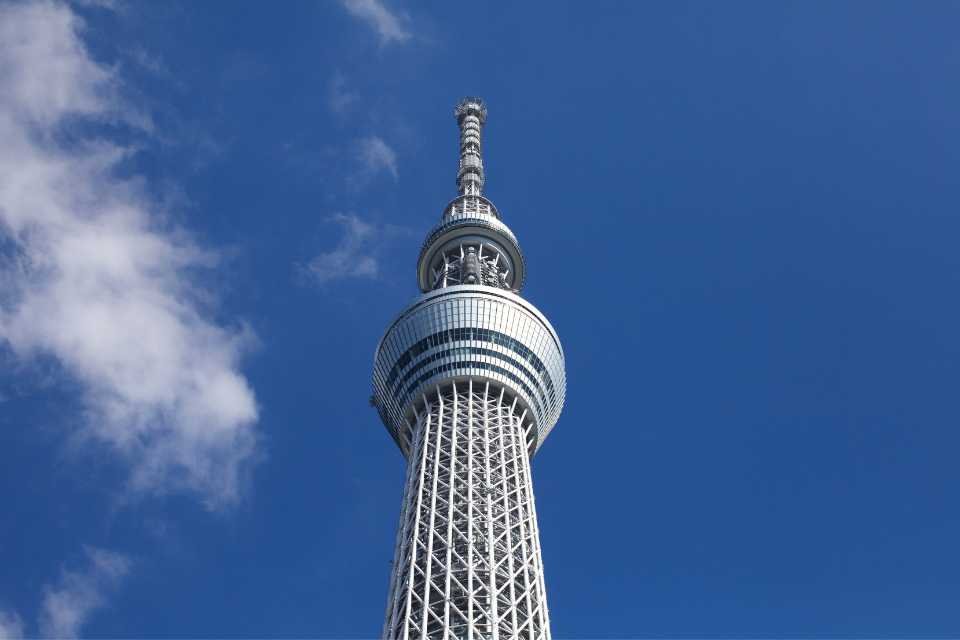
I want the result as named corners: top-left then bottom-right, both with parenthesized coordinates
top-left (383, 382), bottom-right (550, 640)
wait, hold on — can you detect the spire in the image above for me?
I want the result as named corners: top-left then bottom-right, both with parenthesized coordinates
top-left (419, 97), bottom-right (525, 293)
top-left (454, 97), bottom-right (487, 196)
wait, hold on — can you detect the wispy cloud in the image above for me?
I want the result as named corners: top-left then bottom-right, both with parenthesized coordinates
top-left (0, 547), bottom-right (131, 640)
top-left (304, 213), bottom-right (414, 286)
top-left (72, 0), bottom-right (124, 12)
top-left (0, 1), bottom-right (259, 507)
top-left (328, 71), bottom-right (357, 115)
top-left (356, 135), bottom-right (398, 181)
top-left (0, 610), bottom-right (24, 640)
top-left (38, 547), bottom-right (131, 639)
top-left (339, 0), bottom-right (411, 46)
top-left (306, 214), bottom-right (380, 284)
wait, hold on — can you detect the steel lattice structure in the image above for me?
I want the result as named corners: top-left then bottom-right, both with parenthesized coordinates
top-left (372, 98), bottom-right (566, 640)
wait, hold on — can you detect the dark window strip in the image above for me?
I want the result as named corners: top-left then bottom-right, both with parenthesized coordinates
top-left (391, 345), bottom-right (552, 411)
top-left (386, 327), bottom-right (555, 395)
top-left (397, 359), bottom-right (547, 423)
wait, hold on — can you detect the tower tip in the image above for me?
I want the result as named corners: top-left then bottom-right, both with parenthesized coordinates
top-left (454, 97), bottom-right (487, 196)
top-left (455, 97), bottom-right (487, 124)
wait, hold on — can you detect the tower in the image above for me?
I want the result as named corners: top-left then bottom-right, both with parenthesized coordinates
top-left (372, 98), bottom-right (566, 640)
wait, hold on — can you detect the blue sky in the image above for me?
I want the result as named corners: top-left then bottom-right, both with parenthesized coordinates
top-left (1, 0), bottom-right (959, 637)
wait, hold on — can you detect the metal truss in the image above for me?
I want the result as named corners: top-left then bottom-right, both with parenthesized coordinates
top-left (429, 242), bottom-right (512, 290)
top-left (382, 381), bottom-right (550, 640)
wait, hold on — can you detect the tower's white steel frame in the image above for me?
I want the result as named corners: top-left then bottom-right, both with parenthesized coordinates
top-left (372, 98), bottom-right (566, 640)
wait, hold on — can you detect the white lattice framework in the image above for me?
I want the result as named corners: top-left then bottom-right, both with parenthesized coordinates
top-left (373, 98), bottom-right (565, 640)
top-left (382, 382), bottom-right (549, 640)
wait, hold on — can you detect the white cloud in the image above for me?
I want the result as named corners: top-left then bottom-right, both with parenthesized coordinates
top-left (39, 547), bottom-right (131, 639)
top-left (0, 610), bottom-right (24, 640)
top-left (356, 135), bottom-right (398, 181)
top-left (339, 0), bottom-right (411, 46)
top-left (0, 0), bottom-right (109, 126)
top-left (0, 547), bottom-right (130, 639)
top-left (306, 214), bottom-right (380, 284)
top-left (0, 1), bottom-right (259, 507)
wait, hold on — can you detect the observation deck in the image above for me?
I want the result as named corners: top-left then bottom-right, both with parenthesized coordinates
top-left (373, 285), bottom-right (565, 457)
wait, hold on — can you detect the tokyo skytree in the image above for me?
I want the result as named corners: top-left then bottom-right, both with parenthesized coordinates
top-left (372, 98), bottom-right (566, 640)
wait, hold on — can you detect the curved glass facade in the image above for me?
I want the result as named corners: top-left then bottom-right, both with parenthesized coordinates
top-left (373, 285), bottom-right (565, 456)
top-left (384, 328), bottom-right (558, 399)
